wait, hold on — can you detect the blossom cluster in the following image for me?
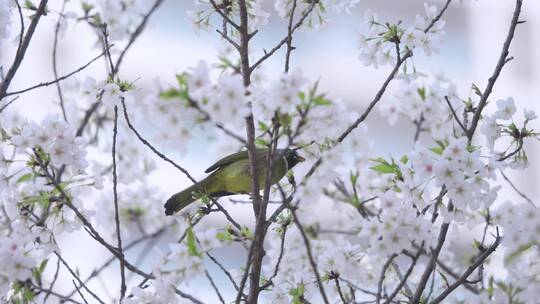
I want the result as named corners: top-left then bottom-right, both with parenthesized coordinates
top-left (187, 0), bottom-right (269, 32)
top-left (83, 0), bottom-right (150, 42)
top-left (275, 0), bottom-right (361, 28)
top-left (358, 4), bottom-right (446, 67)
top-left (9, 114), bottom-right (89, 174)
top-left (481, 96), bottom-right (537, 168)
top-left (381, 73), bottom-right (458, 140)
top-left (125, 223), bottom-right (221, 303)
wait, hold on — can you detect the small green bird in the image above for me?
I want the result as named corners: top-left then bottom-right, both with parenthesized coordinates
top-left (164, 148), bottom-right (305, 215)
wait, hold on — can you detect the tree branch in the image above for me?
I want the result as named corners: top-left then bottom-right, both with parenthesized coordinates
top-left (467, 0), bottom-right (523, 140)
top-left (0, 0), bottom-right (49, 99)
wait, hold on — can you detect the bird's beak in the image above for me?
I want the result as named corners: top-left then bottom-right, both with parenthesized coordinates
top-left (297, 155), bottom-right (306, 162)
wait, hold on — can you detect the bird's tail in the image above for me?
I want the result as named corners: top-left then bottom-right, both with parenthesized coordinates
top-left (164, 182), bottom-right (205, 216)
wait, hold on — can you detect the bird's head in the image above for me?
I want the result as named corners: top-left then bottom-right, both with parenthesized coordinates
top-left (284, 148), bottom-right (305, 169)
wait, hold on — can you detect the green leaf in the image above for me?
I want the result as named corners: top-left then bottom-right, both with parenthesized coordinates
top-left (369, 164), bottom-right (395, 174)
top-left (159, 88), bottom-right (182, 99)
top-left (24, 0), bottom-right (37, 10)
top-left (16, 173), bottom-right (33, 184)
top-left (298, 91), bottom-right (305, 101)
top-left (417, 87), bottom-right (426, 100)
top-left (216, 231), bottom-right (233, 242)
top-left (186, 226), bottom-right (200, 257)
top-left (81, 2), bottom-right (94, 13)
top-left (240, 226), bottom-right (252, 239)
top-left (430, 146), bottom-right (444, 155)
top-left (313, 95), bottom-right (332, 106)
top-left (349, 171), bottom-right (359, 185)
top-left (289, 283), bottom-right (306, 304)
top-left (176, 73), bottom-right (188, 87)
top-left (258, 121), bottom-right (269, 132)
top-left (400, 155), bottom-right (409, 164)
top-left (255, 138), bottom-right (268, 147)
top-left (471, 83), bottom-right (483, 97)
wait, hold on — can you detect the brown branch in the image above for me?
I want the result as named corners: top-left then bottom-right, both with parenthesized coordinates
top-left (52, 0), bottom-right (68, 121)
top-left (430, 232), bottom-right (502, 303)
top-left (112, 106), bottom-right (127, 299)
top-left (114, 0), bottom-right (165, 74)
top-left (444, 96), bottom-right (467, 134)
top-left (384, 247), bottom-right (422, 304)
top-left (333, 273), bottom-right (348, 304)
top-left (34, 153), bottom-right (154, 280)
top-left (55, 252), bottom-right (106, 304)
top-left (31, 283), bottom-right (84, 304)
top-left (250, 3), bottom-right (316, 73)
top-left (0, 0), bottom-right (49, 99)
top-left (284, 0), bottom-right (298, 73)
top-left (3, 47), bottom-right (110, 98)
top-left (467, 0), bottom-right (523, 140)
top-left (174, 288), bottom-right (205, 304)
top-left (497, 138), bottom-right (523, 162)
top-left (259, 222), bottom-right (289, 290)
top-left (290, 206), bottom-right (330, 304)
top-left (63, 226), bottom-right (168, 300)
top-left (121, 99), bottom-right (198, 184)
top-left (206, 251), bottom-right (241, 292)
top-left (13, 0), bottom-right (25, 58)
top-left (72, 280), bottom-right (90, 304)
top-left (499, 169), bottom-right (535, 206)
top-left (411, 223), bottom-right (450, 303)
top-left (376, 254), bottom-right (398, 304)
top-left (205, 270), bottom-right (226, 304)
top-left (209, 0), bottom-right (240, 30)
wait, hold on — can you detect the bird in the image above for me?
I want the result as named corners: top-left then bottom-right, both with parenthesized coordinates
top-left (164, 148), bottom-right (305, 215)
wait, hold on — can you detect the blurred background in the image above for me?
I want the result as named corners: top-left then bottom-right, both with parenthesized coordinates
top-left (1, 0), bottom-right (539, 302)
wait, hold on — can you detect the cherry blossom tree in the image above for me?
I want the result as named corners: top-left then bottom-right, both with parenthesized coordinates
top-left (0, 0), bottom-right (538, 303)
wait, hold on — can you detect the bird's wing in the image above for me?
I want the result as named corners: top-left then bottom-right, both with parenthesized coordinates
top-left (204, 149), bottom-right (268, 173)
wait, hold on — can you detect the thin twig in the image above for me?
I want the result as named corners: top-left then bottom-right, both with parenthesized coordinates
top-left (72, 280), bottom-right (90, 304)
top-left (205, 270), bottom-right (226, 304)
top-left (376, 254), bottom-right (398, 304)
top-left (44, 256), bottom-right (62, 303)
top-left (467, 0), bottom-right (523, 139)
top-left (52, 0), bottom-right (68, 121)
top-left (55, 252), bottom-right (106, 304)
top-left (499, 169), bottom-right (535, 206)
top-left (4, 48), bottom-right (110, 98)
top-left (250, 3), bottom-right (316, 73)
top-left (411, 223), bottom-right (450, 303)
top-left (430, 232), bottom-right (502, 303)
top-left (174, 288), bottom-right (205, 304)
top-left (290, 206), bottom-right (330, 304)
top-left (0, 0), bottom-right (49, 99)
top-left (114, 0), bottom-right (165, 73)
top-left (284, 0), bottom-right (298, 73)
top-left (31, 283), bottom-right (84, 304)
top-left (259, 221), bottom-right (289, 290)
top-left (121, 99), bottom-right (198, 184)
top-left (206, 251), bottom-right (241, 292)
top-left (112, 106), bottom-right (127, 299)
top-left (444, 96), bottom-right (467, 134)
top-left (384, 247), bottom-right (422, 304)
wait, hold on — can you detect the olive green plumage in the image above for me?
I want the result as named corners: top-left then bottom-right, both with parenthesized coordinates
top-left (164, 148), bottom-right (304, 215)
